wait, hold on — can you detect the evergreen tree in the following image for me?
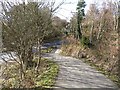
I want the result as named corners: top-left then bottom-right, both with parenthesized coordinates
top-left (76, 0), bottom-right (86, 39)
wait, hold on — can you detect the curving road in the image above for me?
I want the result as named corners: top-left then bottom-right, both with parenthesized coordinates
top-left (0, 41), bottom-right (119, 89)
top-left (44, 50), bottom-right (119, 90)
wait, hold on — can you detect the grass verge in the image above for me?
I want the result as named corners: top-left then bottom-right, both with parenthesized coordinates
top-left (82, 59), bottom-right (120, 88)
top-left (1, 58), bottom-right (59, 89)
top-left (35, 58), bottom-right (59, 88)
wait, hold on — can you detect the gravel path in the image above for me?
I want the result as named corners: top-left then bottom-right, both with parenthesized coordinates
top-left (44, 51), bottom-right (119, 90)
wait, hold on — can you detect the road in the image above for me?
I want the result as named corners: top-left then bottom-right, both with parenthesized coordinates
top-left (42, 40), bottom-right (119, 90)
top-left (0, 52), bottom-right (17, 63)
top-left (0, 40), bottom-right (62, 62)
top-left (43, 52), bottom-right (119, 89)
top-left (0, 41), bottom-right (119, 89)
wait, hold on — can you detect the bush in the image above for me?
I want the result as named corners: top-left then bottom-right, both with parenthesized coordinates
top-left (80, 36), bottom-right (90, 46)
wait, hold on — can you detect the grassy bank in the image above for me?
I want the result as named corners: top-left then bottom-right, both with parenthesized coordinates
top-left (61, 42), bottom-right (120, 87)
top-left (1, 58), bottom-right (59, 89)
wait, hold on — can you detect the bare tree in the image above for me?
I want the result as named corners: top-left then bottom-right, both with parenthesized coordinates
top-left (1, 0), bottom-right (65, 86)
top-left (86, 4), bottom-right (99, 43)
top-left (69, 14), bottom-right (77, 38)
top-left (117, 0), bottom-right (120, 81)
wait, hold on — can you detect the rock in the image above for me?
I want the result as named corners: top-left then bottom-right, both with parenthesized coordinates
top-left (86, 55), bottom-right (90, 58)
top-left (78, 52), bottom-right (87, 58)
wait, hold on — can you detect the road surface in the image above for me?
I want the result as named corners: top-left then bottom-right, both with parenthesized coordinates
top-left (44, 50), bottom-right (119, 90)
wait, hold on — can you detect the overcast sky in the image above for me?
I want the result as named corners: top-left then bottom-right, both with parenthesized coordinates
top-left (54, 0), bottom-right (96, 21)
top-left (0, 0), bottom-right (117, 21)
top-left (0, 0), bottom-right (99, 20)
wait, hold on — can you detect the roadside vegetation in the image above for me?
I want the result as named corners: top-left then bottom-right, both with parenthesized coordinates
top-left (0, 0), bottom-right (66, 89)
top-left (0, 0), bottom-right (119, 89)
top-left (0, 58), bottom-right (58, 88)
top-left (61, 0), bottom-right (120, 87)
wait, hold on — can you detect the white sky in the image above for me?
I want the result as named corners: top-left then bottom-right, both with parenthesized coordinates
top-left (54, 0), bottom-right (117, 21)
top-left (54, 0), bottom-right (95, 21)
top-left (0, 0), bottom-right (99, 21)
top-left (0, 0), bottom-right (117, 21)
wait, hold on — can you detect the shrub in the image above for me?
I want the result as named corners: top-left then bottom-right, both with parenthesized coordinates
top-left (80, 36), bottom-right (90, 46)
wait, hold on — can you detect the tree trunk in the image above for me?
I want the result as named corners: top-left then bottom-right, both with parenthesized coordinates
top-left (21, 50), bottom-right (27, 71)
top-left (97, 22), bottom-right (102, 40)
top-left (114, 15), bottom-right (117, 31)
top-left (77, 12), bottom-right (82, 40)
top-left (115, 1), bottom-right (120, 81)
top-left (90, 20), bottom-right (94, 44)
top-left (35, 39), bottom-right (42, 73)
top-left (0, 22), bottom-right (2, 53)
top-left (114, 2), bottom-right (119, 32)
top-left (97, 11), bottom-right (105, 41)
top-left (117, 13), bottom-right (120, 81)
top-left (27, 47), bottom-right (33, 67)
